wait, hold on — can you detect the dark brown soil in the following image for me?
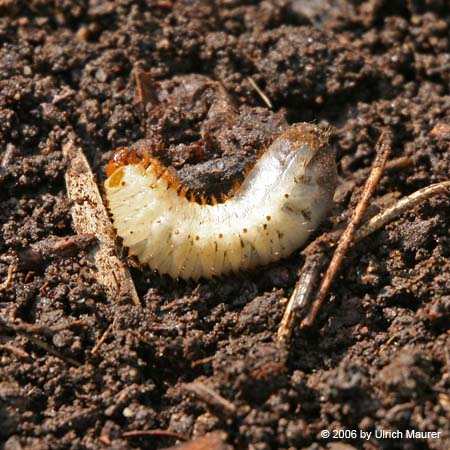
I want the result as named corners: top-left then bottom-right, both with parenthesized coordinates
top-left (1, 1), bottom-right (449, 449)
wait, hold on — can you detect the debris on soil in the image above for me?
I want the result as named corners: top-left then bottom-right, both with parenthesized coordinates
top-left (17, 234), bottom-right (97, 270)
top-left (63, 141), bottom-right (140, 307)
top-left (0, 1), bottom-right (449, 450)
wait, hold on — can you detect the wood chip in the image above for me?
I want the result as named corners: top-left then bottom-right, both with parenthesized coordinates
top-left (164, 431), bottom-right (231, 450)
top-left (63, 141), bottom-right (140, 306)
top-left (184, 382), bottom-right (236, 417)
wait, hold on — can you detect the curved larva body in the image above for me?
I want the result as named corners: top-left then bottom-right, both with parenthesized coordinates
top-left (105, 123), bottom-right (336, 280)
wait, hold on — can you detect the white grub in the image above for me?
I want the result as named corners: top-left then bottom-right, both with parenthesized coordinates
top-left (105, 123), bottom-right (337, 280)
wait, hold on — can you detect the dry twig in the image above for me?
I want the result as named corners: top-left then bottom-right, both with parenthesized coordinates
top-left (0, 343), bottom-right (31, 359)
top-left (355, 180), bottom-right (450, 242)
top-left (123, 429), bottom-right (188, 441)
top-left (91, 321), bottom-right (114, 355)
top-left (277, 253), bottom-right (325, 344)
top-left (17, 234), bottom-right (97, 270)
top-left (134, 66), bottom-right (158, 108)
top-left (277, 142), bottom-right (449, 342)
top-left (184, 381), bottom-right (236, 417)
top-left (300, 131), bottom-right (391, 328)
top-left (0, 320), bottom-right (81, 367)
top-left (163, 431), bottom-right (230, 450)
top-left (1, 318), bottom-right (83, 336)
top-left (0, 263), bottom-right (14, 292)
top-left (247, 76), bottom-right (273, 109)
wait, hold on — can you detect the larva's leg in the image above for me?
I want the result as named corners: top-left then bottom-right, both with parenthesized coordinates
top-left (189, 252), bottom-right (204, 281)
top-left (238, 239), bottom-right (253, 272)
top-left (194, 209), bottom-right (217, 279)
top-left (179, 241), bottom-right (197, 280)
top-left (155, 241), bottom-right (178, 276)
top-left (212, 237), bottom-right (226, 276)
top-left (141, 223), bottom-right (171, 265)
top-left (169, 237), bottom-right (193, 279)
top-left (246, 223), bottom-right (274, 266)
top-left (197, 238), bottom-right (217, 279)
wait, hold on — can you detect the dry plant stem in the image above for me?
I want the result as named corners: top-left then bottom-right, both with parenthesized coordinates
top-left (277, 179), bottom-right (450, 342)
top-left (123, 429), bottom-right (188, 441)
top-left (0, 322), bottom-right (81, 367)
top-left (91, 321), bottom-right (114, 355)
top-left (301, 131), bottom-right (391, 328)
top-left (0, 263), bottom-right (14, 292)
top-left (1, 318), bottom-right (83, 336)
top-left (247, 76), bottom-right (273, 109)
top-left (0, 343), bottom-right (30, 359)
top-left (63, 141), bottom-right (141, 307)
top-left (134, 67), bottom-right (158, 108)
top-left (184, 382), bottom-right (236, 416)
top-left (163, 431), bottom-right (230, 450)
top-left (355, 180), bottom-right (450, 242)
top-left (277, 253), bottom-right (325, 343)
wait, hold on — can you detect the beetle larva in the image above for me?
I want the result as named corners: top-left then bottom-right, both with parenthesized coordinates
top-left (105, 123), bottom-right (337, 280)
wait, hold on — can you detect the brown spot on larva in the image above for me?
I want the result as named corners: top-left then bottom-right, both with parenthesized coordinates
top-left (243, 228), bottom-right (248, 233)
top-left (263, 224), bottom-right (267, 230)
top-left (195, 236), bottom-right (200, 241)
top-left (284, 193), bottom-right (289, 198)
top-left (218, 233), bottom-right (223, 238)
top-left (174, 230), bottom-right (179, 235)
top-left (108, 167), bottom-right (125, 187)
top-left (121, 181), bottom-right (126, 186)
top-left (266, 215), bottom-right (271, 221)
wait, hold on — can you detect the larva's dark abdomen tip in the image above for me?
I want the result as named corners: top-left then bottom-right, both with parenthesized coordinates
top-left (282, 122), bottom-right (331, 152)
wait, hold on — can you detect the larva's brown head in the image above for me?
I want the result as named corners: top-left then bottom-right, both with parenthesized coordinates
top-left (106, 146), bottom-right (183, 193)
top-left (106, 147), bottom-right (149, 177)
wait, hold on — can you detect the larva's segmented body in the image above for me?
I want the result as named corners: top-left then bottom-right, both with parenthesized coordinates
top-left (105, 123), bottom-right (337, 280)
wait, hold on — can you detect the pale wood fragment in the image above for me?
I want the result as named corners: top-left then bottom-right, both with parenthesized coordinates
top-left (63, 141), bottom-right (140, 306)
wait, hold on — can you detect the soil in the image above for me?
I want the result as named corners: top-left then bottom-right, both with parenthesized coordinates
top-left (0, 1), bottom-right (449, 450)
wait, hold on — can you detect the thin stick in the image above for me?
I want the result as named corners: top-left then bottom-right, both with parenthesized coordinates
top-left (277, 181), bottom-right (449, 342)
top-left (301, 131), bottom-right (391, 328)
top-left (0, 319), bottom-right (84, 338)
top-left (247, 76), bottom-right (273, 109)
top-left (184, 381), bottom-right (236, 416)
top-left (0, 263), bottom-right (14, 292)
top-left (162, 431), bottom-right (230, 450)
top-left (355, 180), bottom-right (450, 242)
top-left (277, 253), bottom-right (325, 343)
top-left (91, 322), bottom-right (114, 355)
top-left (0, 322), bottom-right (81, 367)
top-left (123, 429), bottom-right (188, 441)
top-left (0, 343), bottom-right (31, 359)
